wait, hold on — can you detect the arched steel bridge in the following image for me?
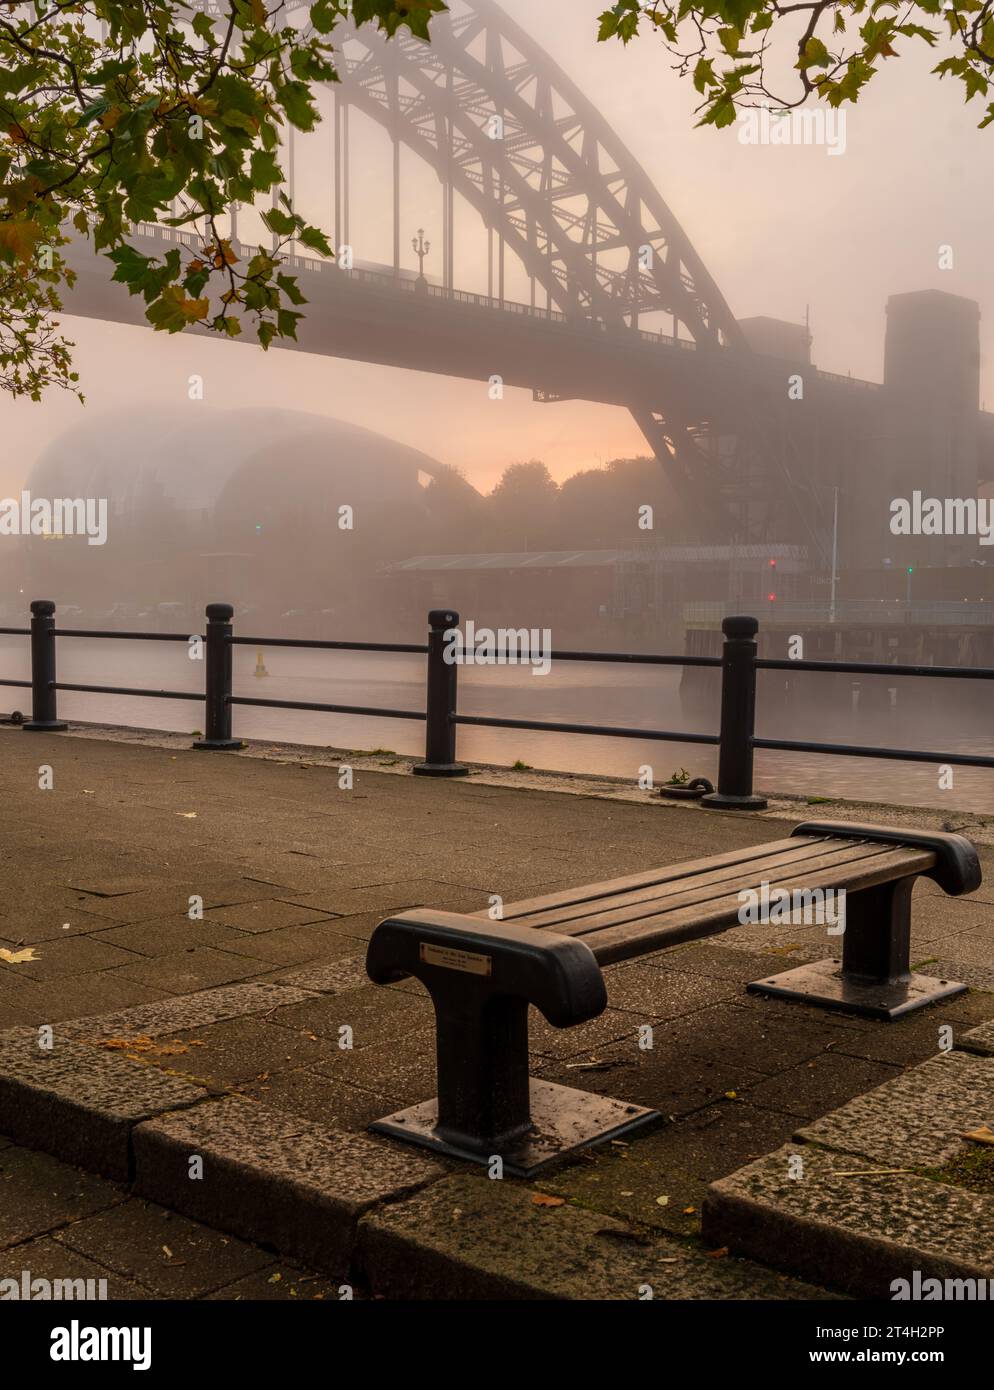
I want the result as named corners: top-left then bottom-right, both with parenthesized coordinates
top-left (63, 0), bottom-right (874, 551)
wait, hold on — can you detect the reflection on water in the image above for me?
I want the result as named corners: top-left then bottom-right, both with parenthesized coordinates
top-left (1, 638), bottom-right (991, 814)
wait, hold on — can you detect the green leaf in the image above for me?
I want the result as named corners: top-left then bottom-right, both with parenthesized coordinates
top-left (262, 207), bottom-right (297, 236)
top-left (297, 224), bottom-right (333, 255)
top-left (277, 272), bottom-right (307, 305)
top-left (78, 99), bottom-right (110, 127)
top-left (250, 148), bottom-right (282, 190)
top-left (799, 36), bottom-right (832, 70)
top-left (277, 82), bottom-right (319, 131)
top-left (718, 27), bottom-right (741, 56)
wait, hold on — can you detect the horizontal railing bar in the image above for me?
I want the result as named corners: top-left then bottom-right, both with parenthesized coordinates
top-left (454, 713), bottom-right (719, 743)
top-left (53, 628), bottom-right (196, 642)
top-left (753, 735), bottom-right (994, 769)
top-left (0, 627), bottom-right (30, 636)
top-left (229, 636), bottom-right (428, 654)
top-left (0, 678), bottom-right (31, 687)
top-left (758, 657), bottom-right (994, 680)
top-left (52, 682), bottom-right (202, 701)
top-left (229, 695), bottom-right (425, 719)
top-left (445, 648), bottom-right (720, 667)
top-left (551, 650), bottom-right (719, 667)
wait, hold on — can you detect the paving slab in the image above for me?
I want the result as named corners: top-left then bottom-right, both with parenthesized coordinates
top-left (0, 1236), bottom-right (157, 1300)
top-left (277, 954), bottom-right (370, 994)
top-left (357, 1173), bottom-right (833, 1300)
top-left (58, 980), bottom-right (316, 1040)
top-left (0, 1145), bottom-right (126, 1249)
top-left (242, 1069), bottom-right (395, 1129)
top-left (111, 944), bottom-right (267, 993)
top-left (0, 1028), bottom-right (207, 1180)
top-left (959, 1020), bottom-right (994, 1056)
top-left (541, 1101), bottom-right (800, 1239)
top-left (89, 914), bottom-right (254, 957)
top-left (56, 1198), bottom-right (275, 1299)
top-left (133, 1095), bottom-right (446, 1276)
top-left (0, 1142), bottom-right (366, 1301)
top-left (0, 972), bottom-right (168, 1025)
top-left (795, 1050), bottom-right (994, 1168)
top-left (266, 982), bottom-right (431, 1049)
top-left (601, 961), bottom-right (741, 1018)
top-left (703, 1142), bottom-right (994, 1297)
top-left (205, 900), bottom-right (336, 934)
top-left (745, 1053), bottom-right (901, 1121)
top-left (158, 1015), bottom-right (338, 1089)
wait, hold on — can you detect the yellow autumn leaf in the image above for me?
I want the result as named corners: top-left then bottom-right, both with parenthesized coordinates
top-left (0, 947), bottom-right (39, 964)
top-left (531, 1193), bottom-right (564, 1207)
top-left (180, 297), bottom-right (209, 323)
top-left (962, 1125), bottom-right (994, 1146)
top-left (0, 218), bottom-right (41, 264)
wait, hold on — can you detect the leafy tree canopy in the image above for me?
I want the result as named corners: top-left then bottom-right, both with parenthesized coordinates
top-left (0, 0), bottom-right (446, 400)
top-left (597, 1), bottom-right (994, 130)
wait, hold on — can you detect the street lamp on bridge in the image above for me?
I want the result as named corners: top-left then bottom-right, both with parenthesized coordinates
top-left (412, 227), bottom-right (430, 290)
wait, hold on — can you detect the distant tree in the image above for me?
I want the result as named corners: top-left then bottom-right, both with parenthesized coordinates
top-left (597, 1), bottom-right (994, 130)
top-left (487, 460), bottom-right (559, 551)
top-left (0, 1), bottom-right (446, 400)
top-left (558, 456), bottom-right (677, 547)
top-left (421, 464), bottom-right (487, 551)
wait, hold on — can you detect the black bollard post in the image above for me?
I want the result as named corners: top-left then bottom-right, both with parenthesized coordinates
top-left (192, 603), bottom-right (241, 750)
top-left (413, 608), bottom-right (468, 777)
top-left (23, 600), bottom-right (68, 731)
top-left (700, 615), bottom-right (768, 810)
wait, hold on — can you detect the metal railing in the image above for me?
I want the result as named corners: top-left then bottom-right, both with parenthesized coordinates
top-left (686, 598), bottom-right (994, 627)
top-left (3, 601), bottom-right (993, 805)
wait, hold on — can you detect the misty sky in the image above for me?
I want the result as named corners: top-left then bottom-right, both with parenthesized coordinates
top-left (2, 0), bottom-right (992, 497)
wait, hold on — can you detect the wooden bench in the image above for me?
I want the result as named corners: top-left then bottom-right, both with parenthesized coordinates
top-left (365, 820), bottom-right (980, 1175)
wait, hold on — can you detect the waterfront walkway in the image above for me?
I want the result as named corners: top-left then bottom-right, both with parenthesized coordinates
top-left (2, 725), bottom-right (993, 1298)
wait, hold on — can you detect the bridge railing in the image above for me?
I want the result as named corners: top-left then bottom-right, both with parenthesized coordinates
top-left (3, 602), bottom-right (994, 805)
top-left (120, 221), bottom-right (713, 353)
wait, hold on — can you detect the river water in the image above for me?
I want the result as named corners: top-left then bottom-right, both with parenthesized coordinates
top-left (1, 637), bottom-right (991, 813)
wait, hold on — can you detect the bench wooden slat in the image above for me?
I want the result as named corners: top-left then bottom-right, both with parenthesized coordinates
top-left (496, 839), bottom-right (928, 933)
top-left (583, 846), bottom-right (937, 964)
top-left (513, 842), bottom-right (917, 940)
top-left (484, 834), bottom-right (833, 922)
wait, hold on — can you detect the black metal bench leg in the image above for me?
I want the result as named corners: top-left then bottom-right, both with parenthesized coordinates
top-left (746, 877), bottom-right (967, 1020)
top-left (368, 973), bottom-right (659, 1177)
top-left (434, 989), bottom-right (533, 1153)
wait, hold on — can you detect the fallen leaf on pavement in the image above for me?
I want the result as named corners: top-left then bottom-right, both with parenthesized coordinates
top-left (531, 1193), bottom-right (565, 1207)
top-left (0, 947), bottom-right (39, 964)
top-left (963, 1125), bottom-right (994, 1146)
